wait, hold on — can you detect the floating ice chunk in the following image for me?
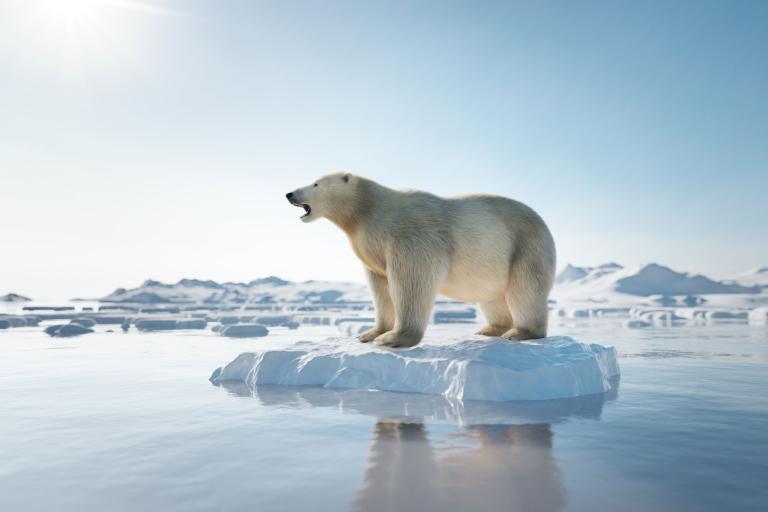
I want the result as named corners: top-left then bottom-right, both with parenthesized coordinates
top-left (333, 316), bottom-right (375, 326)
top-left (45, 324), bottom-right (93, 337)
top-left (749, 307), bottom-right (768, 325)
top-left (432, 307), bottom-right (476, 324)
top-left (220, 324), bottom-right (269, 338)
top-left (70, 318), bottom-right (97, 328)
top-left (174, 319), bottom-right (208, 329)
top-left (252, 315), bottom-right (294, 326)
top-left (131, 318), bottom-right (208, 331)
top-left (135, 319), bottom-right (178, 331)
top-left (295, 315), bottom-right (332, 325)
top-left (704, 310), bottom-right (748, 321)
top-left (674, 308), bottom-right (708, 320)
top-left (93, 316), bottom-right (127, 325)
top-left (623, 319), bottom-right (652, 329)
top-left (23, 306), bottom-right (75, 312)
top-left (1, 316), bottom-right (29, 327)
top-left (215, 316), bottom-right (241, 325)
top-left (637, 310), bottom-right (686, 326)
top-left (139, 306), bottom-right (181, 314)
top-left (210, 336), bottom-right (620, 402)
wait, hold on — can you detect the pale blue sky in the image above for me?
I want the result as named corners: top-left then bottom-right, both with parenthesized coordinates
top-left (1, 0), bottom-right (766, 299)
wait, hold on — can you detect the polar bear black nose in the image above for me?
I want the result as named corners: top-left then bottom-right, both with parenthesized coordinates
top-left (286, 192), bottom-right (294, 199)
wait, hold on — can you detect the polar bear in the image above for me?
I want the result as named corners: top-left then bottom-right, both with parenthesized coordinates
top-left (286, 173), bottom-right (556, 348)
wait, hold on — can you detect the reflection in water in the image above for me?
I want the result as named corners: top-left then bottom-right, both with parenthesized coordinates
top-left (218, 378), bottom-right (619, 427)
top-left (214, 381), bottom-right (619, 512)
top-left (354, 420), bottom-right (565, 512)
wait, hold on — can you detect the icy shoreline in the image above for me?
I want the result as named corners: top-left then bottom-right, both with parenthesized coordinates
top-left (210, 336), bottom-right (620, 402)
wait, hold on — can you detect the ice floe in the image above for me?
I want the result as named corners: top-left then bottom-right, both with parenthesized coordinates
top-left (210, 336), bottom-right (620, 402)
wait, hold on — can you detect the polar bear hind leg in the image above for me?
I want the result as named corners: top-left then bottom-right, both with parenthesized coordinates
top-left (502, 248), bottom-right (552, 341)
top-left (476, 298), bottom-right (513, 337)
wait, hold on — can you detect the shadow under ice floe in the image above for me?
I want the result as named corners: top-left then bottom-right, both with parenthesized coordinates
top-left (209, 336), bottom-right (620, 402)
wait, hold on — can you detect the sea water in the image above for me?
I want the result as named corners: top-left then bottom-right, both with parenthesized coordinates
top-left (1, 320), bottom-right (766, 511)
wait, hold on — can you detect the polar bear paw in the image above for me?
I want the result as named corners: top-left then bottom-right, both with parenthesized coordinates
top-left (475, 325), bottom-right (510, 337)
top-left (357, 327), bottom-right (389, 343)
top-left (373, 330), bottom-right (422, 349)
top-left (501, 327), bottom-right (543, 341)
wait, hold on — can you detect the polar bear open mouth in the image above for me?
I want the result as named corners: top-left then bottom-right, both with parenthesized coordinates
top-left (290, 201), bottom-right (311, 218)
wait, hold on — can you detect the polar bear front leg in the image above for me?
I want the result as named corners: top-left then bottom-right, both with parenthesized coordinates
top-left (358, 270), bottom-right (395, 343)
top-left (374, 252), bottom-right (448, 348)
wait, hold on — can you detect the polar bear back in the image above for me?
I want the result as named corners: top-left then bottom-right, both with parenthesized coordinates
top-left (439, 195), bottom-right (553, 302)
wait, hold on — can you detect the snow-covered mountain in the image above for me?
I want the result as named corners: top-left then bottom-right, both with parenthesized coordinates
top-left (725, 267), bottom-right (768, 289)
top-left (552, 263), bottom-right (764, 307)
top-left (0, 293), bottom-right (31, 302)
top-left (555, 263), bottom-right (623, 284)
top-left (101, 277), bottom-right (369, 304)
top-left (99, 263), bottom-right (767, 308)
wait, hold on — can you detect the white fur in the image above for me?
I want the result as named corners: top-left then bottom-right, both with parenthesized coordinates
top-left (287, 173), bottom-right (556, 347)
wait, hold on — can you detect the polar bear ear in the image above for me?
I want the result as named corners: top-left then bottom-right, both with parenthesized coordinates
top-left (342, 174), bottom-right (350, 183)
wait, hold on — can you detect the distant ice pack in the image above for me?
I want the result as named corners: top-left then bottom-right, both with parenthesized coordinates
top-left (210, 336), bottom-right (620, 402)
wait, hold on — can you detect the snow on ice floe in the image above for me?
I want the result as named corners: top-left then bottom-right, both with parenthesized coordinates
top-left (209, 336), bottom-right (620, 402)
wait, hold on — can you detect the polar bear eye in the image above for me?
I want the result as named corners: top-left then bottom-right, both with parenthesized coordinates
top-left (314, 183), bottom-right (318, 187)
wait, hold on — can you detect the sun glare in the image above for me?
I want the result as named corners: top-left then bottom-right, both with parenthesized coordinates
top-left (35, 0), bottom-right (103, 30)
top-left (1, 0), bottom-right (177, 74)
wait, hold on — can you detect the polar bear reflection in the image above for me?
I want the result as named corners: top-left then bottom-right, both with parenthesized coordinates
top-left (353, 420), bottom-right (565, 512)
top-left (213, 383), bottom-right (609, 512)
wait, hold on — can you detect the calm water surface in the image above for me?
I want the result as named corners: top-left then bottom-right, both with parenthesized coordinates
top-left (1, 320), bottom-right (766, 511)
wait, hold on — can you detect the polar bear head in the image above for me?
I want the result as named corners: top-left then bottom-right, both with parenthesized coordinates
top-left (286, 172), bottom-right (357, 224)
